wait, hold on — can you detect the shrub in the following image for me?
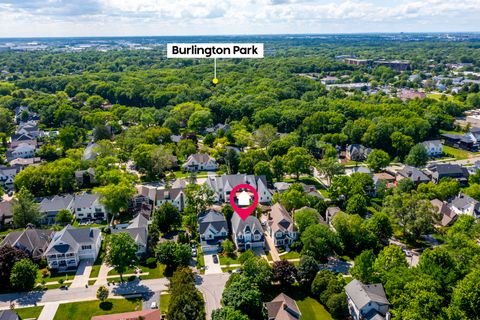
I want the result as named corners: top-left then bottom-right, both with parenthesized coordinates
top-left (146, 257), bottom-right (157, 268)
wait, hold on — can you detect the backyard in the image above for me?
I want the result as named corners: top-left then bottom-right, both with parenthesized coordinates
top-left (296, 297), bottom-right (333, 320)
top-left (53, 298), bottom-right (143, 320)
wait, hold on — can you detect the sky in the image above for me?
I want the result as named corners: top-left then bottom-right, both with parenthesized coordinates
top-left (0, 0), bottom-right (480, 37)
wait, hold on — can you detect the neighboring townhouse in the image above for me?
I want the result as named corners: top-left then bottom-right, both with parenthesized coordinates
top-left (345, 279), bottom-right (390, 320)
top-left (0, 201), bottom-right (13, 226)
top-left (91, 310), bottom-right (161, 320)
top-left (267, 203), bottom-right (297, 248)
top-left (395, 166), bottom-right (431, 185)
top-left (182, 153), bottom-right (219, 172)
top-left (112, 214), bottom-right (148, 257)
top-left (346, 144), bottom-right (372, 162)
top-left (428, 163), bottom-right (469, 186)
top-left (39, 194), bottom-right (74, 224)
top-left (231, 213), bottom-right (264, 251)
top-left (7, 143), bottom-right (35, 161)
top-left (264, 293), bottom-right (302, 320)
top-left (8, 157), bottom-right (41, 168)
top-left (1, 226), bottom-right (53, 260)
top-left (422, 140), bottom-right (443, 157)
top-left (9, 133), bottom-right (37, 149)
top-left (205, 173), bottom-right (272, 204)
top-left (431, 199), bottom-right (457, 227)
top-left (0, 165), bottom-right (20, 187)
top-left (448, 193), bottom-right (480, 219)
top-left (326, 206), bottom-right (341, 227)
top-left (137, 180), bottom-right (186, 211)
top-left (73, 193), bottom-right (107, 221)
top-left (45, 225), bottom-right (102, 270)
top-left (198, 209), bottom-right (229, 254)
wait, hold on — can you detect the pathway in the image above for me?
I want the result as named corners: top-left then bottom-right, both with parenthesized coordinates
top-left (263, 232), bottom-right (281, 262)
top-left (70, 259), bottom-right (93, 288)
top-left (94, 263), bottom-right (112, 286)
top-left (38, 302), bottom-right (59, 320)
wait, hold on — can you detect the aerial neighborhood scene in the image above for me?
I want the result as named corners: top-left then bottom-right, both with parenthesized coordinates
top-left (1, 1), bottom-right (480, 320)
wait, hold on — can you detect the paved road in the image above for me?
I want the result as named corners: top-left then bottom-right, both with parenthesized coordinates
top-left (196, 273), bottom-right (229, 320)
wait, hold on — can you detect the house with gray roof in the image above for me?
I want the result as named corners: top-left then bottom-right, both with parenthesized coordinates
top-left (73, 193), bottom-right (106, 221)
top-left (0, 165), bottom-right (21, 187)
top-left (0, 201), bottom-right (13, 226)
top-left (198, 209), bottom-right (228, 254)
top-left (83, 142), bottom-right (99, 161)
top-left (182, 153), bottom-right (218, 172)
top-left (346, 144), bottom-right (372, 162)
top-left (0, 310), bottom-right (20, 320)
top-left (231, 214), bottom-right (264, 251)
top-left (205, 173), bottom-right (271, 204)
top-left (112, 214), bottom-right (148, 257)
top-left (422, 140), bottom-right (443, 157)
top-left (267, 203), bottom-right (297, 248)
top-left (39, 195), bottom-right (74, 224)
top-left (345, 279), bottom-right (390, 320)
top-left (264, 293), bottom-right (301, 320)
top-left (1, 226), bottom-right (53, 260)
top-left (396, 166), bottom-right (430, 185)
top-left (448, 193), bottom-right (480, 219)
top-left (45, 225), bottom-right (102, 271)
top-left (428, 163), bottom-right (469, 186)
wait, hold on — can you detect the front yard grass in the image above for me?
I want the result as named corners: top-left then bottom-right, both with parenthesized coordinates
top-left (54, 298), bottom-right (142, 320)
top-left (296, 297), bottom-right (333, 320)
top-left (443, 146), bottom-right (471, 160)
top-left (15, 305), bottom-right (44, 319)
top-left (160, 294), bottom-right (171, 313)
top-left (219, 253), bottom-right (240, 265)
top-left (108, 262), bottom-right (166, 280)
top-left (280, 250), bottom-right (301, 260)
top-left (36, 270), bottom-right (76, 286)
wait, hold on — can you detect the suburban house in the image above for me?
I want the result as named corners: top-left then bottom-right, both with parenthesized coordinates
top-left (0, 310), bottom-right (20, 320)
top-left (395, 166), bottom-right (430, 185)
top-left (9, 133), bottom-right (37, 149)
top-left (346, 144), bottom-right (372, 162)
top-left (205, 174), bottom-right (272, 204)
top-left (45, 225), bottom-right (102, 270)
top-left (326, 206), bottom-right (341, 227)
top-left (273, 182), bottom-right (291, 193)
top-left (91, 310), bottom-right (161, 320)
top-left (0, 165), bottom-right (21, 187)
top-left (112, 214), bottom-right (148, 257)
top-left (345, 279), bottom-right (390, 320)
top-left (75, 168), bottom-right (96, 187)
top-left (267, 203), bottom-right (297, 248)
top-left (231, 214), bottom-right (264, 251)
top-left (428, 164), bottom-right (469, 185)
top-left (1, 226), bottom-right (53, 260)
top-left (182, 153), bottom-right (218, 172)
top-left (373, 172), bottom-right (396, 191)
top-left (7, 143), bottom-right (35, 161)
top-left (73, 193), bottom-right (106, 221)
top-left (9, 157), bottom-right (41, 168)
top-left (422, 140), bottom-right (443, 157)
top-left (39, 195), bottom-right (74, 224)
top-left (83, 142), bottom-right (99, 161)
top-left (205, 123), bottom-right (231, 134)
top-left (448, 193), bottom-right (480, 219)
top-left (0, 201), bottom-right (13, 226)
top-left (441, 133), bottom-right (477, 151)
top-left (431, 199), bottom-right (457, 227)
top-left (198, 209), bottom-right (229, 254)
top-left (138, 180), bottom-right (186, 211)
top-left (264, 293), bottom-right (302, 320)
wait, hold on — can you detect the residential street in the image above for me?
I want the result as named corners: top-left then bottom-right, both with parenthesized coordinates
top-left (196, 273), bottom-right (230, 320)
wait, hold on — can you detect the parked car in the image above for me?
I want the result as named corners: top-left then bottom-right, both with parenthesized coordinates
top-left (151, 302), bottom-right (158, 309)
top-left (192, 247), bottom-right (197, 257)
top-left (212, 254), bottom-right (219, 264)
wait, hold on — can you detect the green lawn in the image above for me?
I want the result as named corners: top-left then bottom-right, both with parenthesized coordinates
top-left (296, 297), bottom-right (333, 320)
top-left (15, 306), bottom-right (44, 319)
top-left (196, 246), bottom-right (205, 273)
top-left (280, 250), bottom-right (301, 260)
top-left (427, 93), bottom-right (455, 102)
top-left (36, 270), bottom-right (76, 285)
top-left (72, 220), bottom-right (108, 229)
top-left (89, 244), bottom-right (105, 279)
top-left (54, 298), bottom-right (142, 320)
top-left (219, 253), bottom-right (240, 265)
top-left (443, 146), bottom-right (471, 160)
top-left (160, 294), bottom-right (171, 313)
top-left (108, 263), bottom-right (166, 279)
top-left (283, 176), bottom-right (323, 189)
top-left (0, 227), bottom-right (23, 236)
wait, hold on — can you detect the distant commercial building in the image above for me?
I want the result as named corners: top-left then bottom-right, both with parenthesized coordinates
top-left (373, 60), bottom-right (411, 71)
top-left (345, 58), bottom-right (372, 66)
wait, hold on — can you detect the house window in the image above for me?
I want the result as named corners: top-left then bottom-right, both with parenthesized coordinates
top-left (81, 245), bottom-right (92, 250)
top-left (77, 208), bottom-right (81, 211)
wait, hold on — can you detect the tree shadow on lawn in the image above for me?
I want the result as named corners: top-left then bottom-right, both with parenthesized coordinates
top-left (99, 301), bottom-right (113, 311)
top-left (111, 278), bottom-right (152, 297)
top-left (263, 284), bottom-right (310, 302)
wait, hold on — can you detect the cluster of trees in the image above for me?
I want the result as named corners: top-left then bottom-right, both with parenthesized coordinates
top-left (167, 268), bottom-right (205, 320)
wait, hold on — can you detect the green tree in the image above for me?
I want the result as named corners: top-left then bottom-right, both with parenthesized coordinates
top-left (373, 245), bottom-right (408, 279)
top-left (366, 149), bottom-right (390, 172)
top-left (221, 276), bottom-right (263, 319)
top-left (95, 181), bottom-right (136, 219)
top-left (405, 144), bottom-right (429, 167)
top-left (9, 259), bottom-right (38, 291)
top-left (151, 202), bottom-right (181, 236)
top-left (296, 255), bottom-right (319, 285)
top-left (58, 125), bottom-right (84, 150)
top-left (350, 250), bottom-right (376, 284)
top-left (449, 268), bottom-right (480, 320)
top-left (0, 245), bottom-right (28, 289)
top-left (254, 161), bottom-right (273, 183)
top-left (390, 131), bottom-right (414, 159)
top-left (185, 184), bottom-right (215, 214)
top-left (316, 158), bottom-right (344, 186)
top-left (188, 109), bottom-right (213, 131)
top-left (55, 209), bottom-right (73, 225)
top-left (0, 108), bottom-right (14, 135)
top-left (168, 267), bottom-right (205, 320)
top-left (271, 156), bottom-right (285, 181)
top-left (177, 139), bottom-right (197, 160)
top-left (346, 194), bottom-right (367, 216)
top-left (294, 207), bottom-right (321, 234)
top-left (12, 187), bottom-right (41, 228)
top-left (301, 224), bottom-right (340, 262)
top-left (105, 233), bottom-right (138, 281)
top-left (96, 285), bottom-right (109, 302)
top-left (254, 124), bottom-right (278, 148)
top-left (212, 307), bottom-right (249, 320)
top-left (156, 241), bottom-right (192, 269)
top-left (222, 240), bottom-right (235, 258)
top-left (272, 260), bottom-right (297, 287)
top-left (283, 147), bottom-right (314, 180)
top-left (86, 95), bottom-right (105, 108)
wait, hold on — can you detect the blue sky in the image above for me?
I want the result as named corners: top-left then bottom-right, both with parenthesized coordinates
top-left (0, 0), bottom-right (479, 37)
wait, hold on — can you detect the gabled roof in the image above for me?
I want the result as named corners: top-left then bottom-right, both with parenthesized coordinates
top-left (74, 193), bottom-right (100, 210)
top-left (269, 203), bottom-right (295, 233)
top-left (45, 225), bottom-right (100, 255)
top-left (198, 209), bottom-right (228, 235)
top-left (0, 201), bottom-right (13, 220)
top-left (83, 142), bottom-right (99, 161)
top-left (345, 279), bottom-right (389, 312)
top-left (450, 193), bottom-right (480, 211)
top-left (155, 187), bottom-right (184, 201)
top-left (231, 214), bottom-right (263, 237)
top-left (1, 227), bottom-right (53, 258)
top-left (431, 199), bottom-right (457, 227)
top-left (129, 214), bottom-right (149, 228)
top-left (422, 140), bottom-right (442, 148)
top-left (0, 310), bottom-right (20, 320)
top-left (265, 293), bottom-right (301, 320)
top-left (185, 153), bottom-right (215, 164)
top-left (39, 195), bottom-right (74, 213)
top-left (91, 309), bottom-right (161, 320)
top-left (397, 166), bottom-right (430, 182)
top-left (430, 164), bottom-right (469, 177)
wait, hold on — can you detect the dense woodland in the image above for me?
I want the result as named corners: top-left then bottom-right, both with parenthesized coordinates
top-left (2, 37), bottom-right (480, 319)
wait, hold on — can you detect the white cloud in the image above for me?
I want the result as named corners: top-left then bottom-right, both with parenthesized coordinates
top-left (0, 0), bottom-right (479, 36)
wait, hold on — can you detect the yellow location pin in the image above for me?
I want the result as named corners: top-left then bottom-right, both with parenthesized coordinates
top-left (212, 78), bottom-right (219, 85)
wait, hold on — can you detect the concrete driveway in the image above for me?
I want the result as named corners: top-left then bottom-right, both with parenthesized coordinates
top-left (70, 259), bottom-right (93, 288)
top-left (204, 254), bottom-right (222, 275)
top-left (196, 273), bottom-right (229, 320)
top-left (263, 232), bottom-right (280, 262)
top-left (143, 291), bottom-right (159, 310)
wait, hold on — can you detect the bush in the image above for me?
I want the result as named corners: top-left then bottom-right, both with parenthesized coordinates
top-left (38, 259), bottom-right (48, 269)
top-left (146, 257), bottom-right (157, 268)
top-left (41, 268), bottom-right (49, 278)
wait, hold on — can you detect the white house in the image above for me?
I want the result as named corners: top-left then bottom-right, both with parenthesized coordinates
top-left (10, 143), bottom-right (35, 160)
top-left (198, 209), bottom-right (228, 254)
top-left (0, 165), bottom-right (20, 187)
top-left (45, 225), bottom-right (102, 270)
top-left (39, 195), bottom-right (75, 225)
top-left (231, 214), bottom-right (264, 251)
top-left (205, 174), bottom-right (272, 204)
top-left (112, 214), bottom-right (148, 257)
top-left (422, 140), bottom-right (443, 157)
top-left (345, 279), bottom-right (390, 320)
top-left (73, 193), bottom-right (107, 221)
top-left (449, 193), bottom-right (480, 218)
top-left (267, 203), bottom-right (297, 248)
top-left (182, 153), bottom-right (218, 172)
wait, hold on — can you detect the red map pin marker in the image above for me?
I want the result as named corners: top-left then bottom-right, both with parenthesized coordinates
top-left (229, 184), bottom-right (259, 221)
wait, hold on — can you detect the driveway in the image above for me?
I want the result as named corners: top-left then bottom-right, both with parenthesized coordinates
top-left (196, 273), bottom-right (230, 320)
top-left (263, 232), bottom-right (280, 262)
top-left (70, 259), bottom-right (93, 288)
top-left (204, 254), bottom-right (222, 275)
top-left (94, 262), bottom-right (112, 286)
top-left (142, 291), bottom-right (159, 310)
top-left (37, 302), bottom-right (60, 320)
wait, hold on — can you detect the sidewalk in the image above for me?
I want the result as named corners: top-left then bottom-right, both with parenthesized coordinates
top-left (37, 302), bottom-right (59, 320)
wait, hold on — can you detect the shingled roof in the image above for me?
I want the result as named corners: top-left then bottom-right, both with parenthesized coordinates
top-left (264, 293), bottom-right (301, 320)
